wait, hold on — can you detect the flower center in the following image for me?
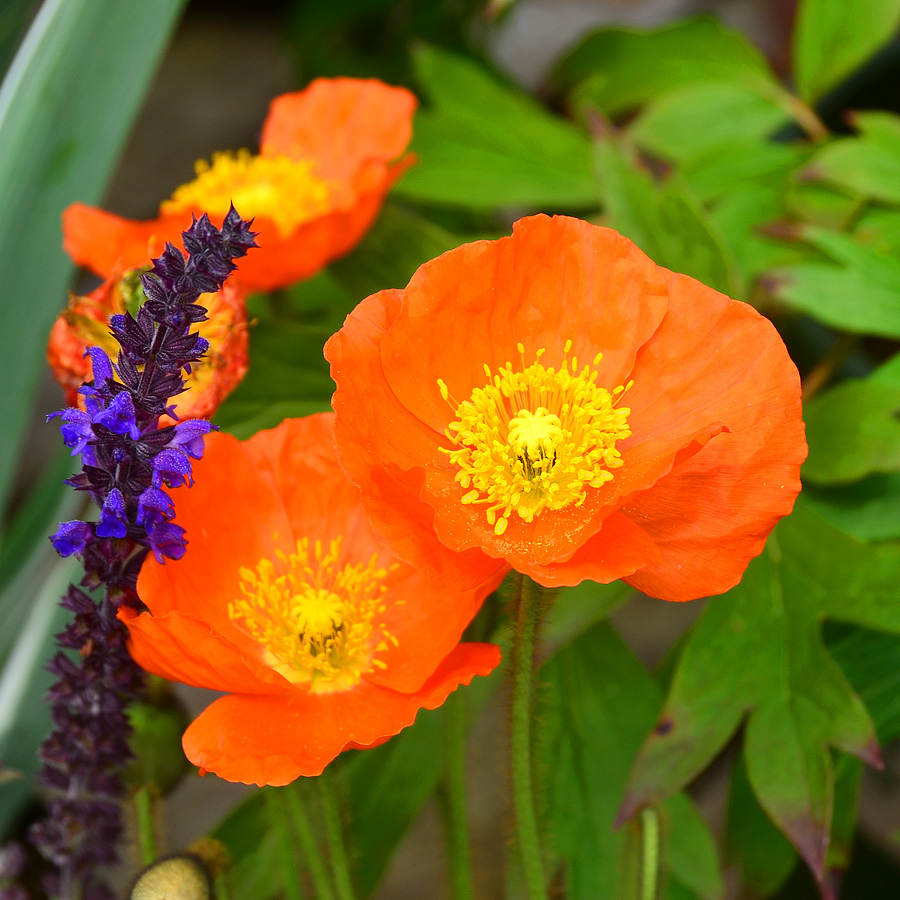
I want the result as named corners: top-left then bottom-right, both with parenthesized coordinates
top-left (228, 537), bottom-right (396, 694)
top-left (438, 341), bottom-right (632, 536)
top-left (162, 150), bottom-right (332, 237)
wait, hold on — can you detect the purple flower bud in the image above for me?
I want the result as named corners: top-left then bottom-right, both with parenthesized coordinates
top-left (92, 392), bottom-right (139, 440)
top-left (151, 449), bottom-right (193, 488)
top-left (172, 419), bottom-right (214, 460)
top-left (0, 840), bottom-right (27, 877)
top-left (136, 486), bottom-right (173, 528)
top-left (85, 346), bottom-right (113, 386)
top-left (50, 521), bottom-right (93, 557)
top-left (96, 489), bottom-right (127, 539)
top-left (146, 521), bottom-right (187, 563)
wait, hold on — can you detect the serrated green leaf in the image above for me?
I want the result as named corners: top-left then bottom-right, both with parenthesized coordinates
top-left (0, 0), bottom-right (186, 540)
top-left (542, 623), bottom-right (722, 900)
top-left (595, 136), bottom-right (740, 296)
top-left (792, 0), bottom-right (900, 102)
top-left (805, 137), bottom-right (900, 205)
top-left (772, 229), bottom-right (900, 337)
top-left (552, 16), bottom-right (776, 116)
top-left (393, 43), bottom-right (597, 209)
top-left (803, 379), bottom-right (900, 484)
top-left (629, 81), bottom-right (788, 165)
top-left (622, 498), bottom-right (900, 885)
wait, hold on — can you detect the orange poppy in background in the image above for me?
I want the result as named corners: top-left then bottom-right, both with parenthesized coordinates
top-left (47, 266), bottom-right (248, 423)
top-left (120, 414), bottom-right (501, 785)
top-left (325, 214), bottom-right (807, 602)
top-left (63, 79), bottom-right (416, 293)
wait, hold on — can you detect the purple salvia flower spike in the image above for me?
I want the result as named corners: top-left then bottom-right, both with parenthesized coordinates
top-left (35, 211), bottom-right (256, 895)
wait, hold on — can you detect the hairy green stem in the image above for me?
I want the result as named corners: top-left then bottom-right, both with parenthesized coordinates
top-left (639, 808), bottom-right (660, 900)
top-left (510, 575), bottom-right (547, 900)
top-left (319, 770), bottom-right (357, 900)
top-left (440, 691), bottom-right (475, 900)
top-left (133, 785), bottom-right (157, 868)
top-left (286, 783), bottom-right (337, 900)
top-left (265, 787), bottom-right (305, 900)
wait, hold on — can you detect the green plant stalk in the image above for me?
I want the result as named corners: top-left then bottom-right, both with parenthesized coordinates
top-left (286, 783), bottom-right (337, 900)
top-left (510, 575), bottom-right (547, 900)
top-left (639, 808), bottom-right (660, 900)
top-left (319, 770), bottom-right (358, 900)
top-left (440, 690), bottom-right (475, 900)
top-left (265, 787), bottom-right (305, 900)
top-left (133, 785), bottom-right (157, 868)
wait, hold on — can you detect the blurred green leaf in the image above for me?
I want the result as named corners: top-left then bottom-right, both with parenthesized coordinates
top-left (725, 749), bottom-right (797, 897)
top-left (803, 378), bottom-right (900, 484)
top-left (852, 110), bottom-right (900, 155)
top-left (393, 43), bottom-right (597, 209)
top-left (622, 498), bottom-right (900, 886)
top-left (805, 137), bottom-right (900, 205)
top-left (595, 135), bottom-right (739, 296)
top-left (0, 556), bottom-right (75, 835)
top-left (804, 474), bottom-right (900, 541)
top-left (552, 16), bottom-right (775, 116)
top-left (0, 0), bottom-right (186, 540)
top-left (772, 228), bottom-right (900, 337)
top-left (629, 82), bottom-right (787, 165)
top-left (543, 578), bottom-right (633, 651)
top-left (792, 0), bottom-right (900, 102)
top-left (542, 622), bottom-right (722, 900)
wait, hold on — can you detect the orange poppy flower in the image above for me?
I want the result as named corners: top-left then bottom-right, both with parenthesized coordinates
top-left (119, 414), bottom-right (501, 785)
top-left (47, 266), bottom-right (248, 423)
top-left (63, 78), bottom-right (416, 293)
top-left (325, 214), bottom-right (807, 602)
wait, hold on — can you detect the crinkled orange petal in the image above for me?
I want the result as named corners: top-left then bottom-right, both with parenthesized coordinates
top-left (62, 204), bottom-right (171, 279)
top-left (182, 642), bottom-right (500, 785)
top-left (120, 607), bottom-right (287, 694)
top-left (260, 78), bottom-right (416, 181)
top-left (616, 273), bottom-right (806, 600)
top-left (137, 431), bottom-right (295, 655)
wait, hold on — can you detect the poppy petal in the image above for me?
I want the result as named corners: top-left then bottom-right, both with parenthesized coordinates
top-left (182, 642), bottom-right (501, 784)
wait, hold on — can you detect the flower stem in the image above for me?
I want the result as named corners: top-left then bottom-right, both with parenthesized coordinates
top-left (285, 783), bottom-right (337, 900)
top-left (319, 770), bottom-right (357, 900)
top-left (133, 785), bottom-right (157, 868)
top-left (265, 788), bottom-right (305, 900)
top-left (639, 809), bottom-right (660, 900)
top-left (510, 575), bottom-right (547, 900)
top-left (440, 691), bottom-right (475, 900)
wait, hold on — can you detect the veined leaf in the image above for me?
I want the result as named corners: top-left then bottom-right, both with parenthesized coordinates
top-left (621, 498), bottom-right (900, 889)
top-left (792, 0), bottom-right (900, 102)
top-left (393, 43), bottom-right (597, 209)
top-left (552, 16), bottom-right (776, 117)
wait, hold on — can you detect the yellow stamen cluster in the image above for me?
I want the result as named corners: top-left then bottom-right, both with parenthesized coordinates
top-left (162, 150), bottom-right (332, 237)
top-left (438, 341), bottom-right (632, 536)
top-left (229, 537), bottom-right (397, 694)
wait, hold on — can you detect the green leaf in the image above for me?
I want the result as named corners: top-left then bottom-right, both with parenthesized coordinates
top-left (393, 43), bottom-right (597, 209)
top-left (629, 81), bottom-right (788, 165)
top-left (804, 474), bottom-right (900, 542)
top-left (0, 0), bottom-right (186, 539)
top-left (851, 110), bottom-right (900, 156)
top-left (725, 749), bottom-right (797, 896)
top-left (804, 137), bottom-right (900, 205)
top-left (552, 16), bottom-right (776, 117)
top-left (803, 378), bottom-right (900, 484)
top-left (772, 228), bottom-right (900, 337)
top-left (543, 578), bottom-right (633, 652)
top-left (621, 498), bottom-right (900, 886)
top-left (595, 135), bottom-right (740, 296)
top-left (542, 623), bottom-right (722, 900)
top-left (792, 0), bottom-right (900, 102)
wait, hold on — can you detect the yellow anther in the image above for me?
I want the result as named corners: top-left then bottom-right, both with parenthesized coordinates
top-left (163, 150), bottom-right (332, 237)
top-left (438, 341), bottom-right (631, 535)
top-left (228, 537), bottom-right (395, 694)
